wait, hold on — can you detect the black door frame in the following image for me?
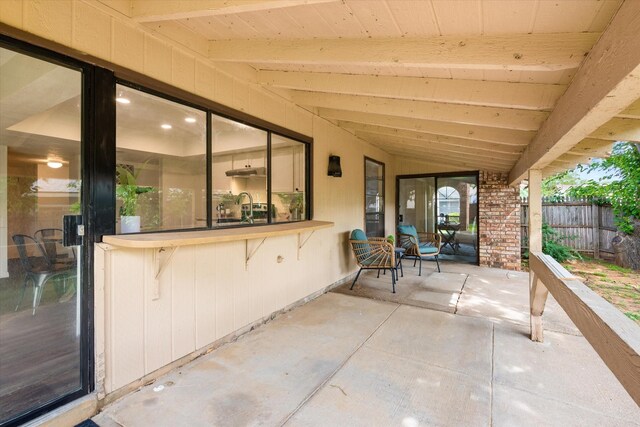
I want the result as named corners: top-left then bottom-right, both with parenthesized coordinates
top-left (396, 171), bottom-right (480, 266)
top-left (0, 35), bottom-right (107, 427)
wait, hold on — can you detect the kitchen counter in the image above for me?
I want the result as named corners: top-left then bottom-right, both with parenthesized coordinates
top-left (102, 220), bottom-right (334, 249)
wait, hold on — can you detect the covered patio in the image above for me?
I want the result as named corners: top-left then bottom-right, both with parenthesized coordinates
top-left (1, 0), bottom-right (640, 425)
top-left (92, 262), bottom-right (639, 426)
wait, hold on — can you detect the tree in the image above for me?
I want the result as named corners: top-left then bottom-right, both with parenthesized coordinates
top-left (569, 142), bottom-right (640, 234)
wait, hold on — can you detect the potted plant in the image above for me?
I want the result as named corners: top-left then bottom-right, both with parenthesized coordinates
top-left (289, 191), bottom-right (304, 221)
top-left (116, 164), bottom-right (152, 233)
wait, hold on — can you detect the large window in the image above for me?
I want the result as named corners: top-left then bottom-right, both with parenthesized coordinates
top-left (116, 87), bottom-right (310, 234)
top-left (115, 84), bottom-right (207, 233)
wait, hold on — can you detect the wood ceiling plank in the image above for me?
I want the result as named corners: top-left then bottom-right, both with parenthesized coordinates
top-left (590, 118), bottom-right (640, 142)
top-left (318, 108), bottom-right (534, 146)
top-left (209, 33), bottom-right (599, 72)
top-left (290, 91), bottom-right (547, 130)
top-left (380, 145), bottom-right (510, 171)
top-left (257, 70), bottom-right (566, 110)
top-left (617, 99), bottom-right (640, 119)
top-left (357, 131), bottom-right (519, 162)
top-left (508, 1), bottom-right (640, 184)
top-left (131, 0), bottom-right (339, 23)
top-left (339, 122), bottom-right (523, 156)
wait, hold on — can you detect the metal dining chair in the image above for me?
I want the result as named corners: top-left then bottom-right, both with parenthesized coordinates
top-left (34, 228), bottom-right (76, 267)
top-left (12, 234), bottom-right (75, 315)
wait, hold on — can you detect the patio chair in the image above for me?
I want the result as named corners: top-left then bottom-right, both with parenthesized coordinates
top-left (12, 234), bottom-right (75, 315)
top-left (34, 228), bottom-right (76, 267)
top-left (397, 225), bottom-right (441, 276)
top-left (349, 229), bottom-right (397, 293)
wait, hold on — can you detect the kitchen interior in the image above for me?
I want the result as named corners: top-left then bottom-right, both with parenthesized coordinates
top-left (114, 86), bottom-right (306, 233)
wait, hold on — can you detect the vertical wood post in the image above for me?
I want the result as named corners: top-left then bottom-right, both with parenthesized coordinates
top-left (592, 202), bottom-right (600, 259)
top-left (528, 169), bottom-right (548, 341)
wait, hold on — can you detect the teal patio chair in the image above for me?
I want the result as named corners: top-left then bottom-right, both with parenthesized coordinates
top-left (349, 229), bottom-right (397, 293)
top-left (397, 225), bottom-right (441, 275)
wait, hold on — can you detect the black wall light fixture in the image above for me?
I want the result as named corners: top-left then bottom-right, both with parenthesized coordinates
top-left (328, 155), bottom-right (342, 177)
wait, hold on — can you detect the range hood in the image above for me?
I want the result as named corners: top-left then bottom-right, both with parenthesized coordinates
top-left (225, 166), bottom-right (266, 177)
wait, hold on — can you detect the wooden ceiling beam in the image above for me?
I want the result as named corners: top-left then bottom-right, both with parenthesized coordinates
top-left (130, 0), bottom-right (337, 22)
top-left (257, 70), bottom-right (565, 110)
top-left (209, 33), bottom-right (598, 71)
top-left (361, 134), bottom-right (515, 167)
top-left (291, 91), bottom-right (547, 131)
top-left (318, 108), bottom-right (534, 146)
top-left (617, 98), bottom-right (640, 119)
top-left (508, 1), bottom-right (640, 185)
top-left (340, 122), bottom-right (523, 156)
top-left (381, 145), bottom-right (510, 172)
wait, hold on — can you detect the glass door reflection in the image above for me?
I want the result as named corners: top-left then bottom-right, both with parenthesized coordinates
top-left (0, 46), bottom-right (83, 425)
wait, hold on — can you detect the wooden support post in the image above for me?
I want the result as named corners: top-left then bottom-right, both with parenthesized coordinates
top-left (592, 202), bottom-right (600, 259)
top-left (528, 169), bottom-right (547, 341)
top-left (530, 272), bottom-right (549, 342)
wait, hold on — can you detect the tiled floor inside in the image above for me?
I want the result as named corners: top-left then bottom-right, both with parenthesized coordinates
top-left (93, 262), bottom-right (640, 426)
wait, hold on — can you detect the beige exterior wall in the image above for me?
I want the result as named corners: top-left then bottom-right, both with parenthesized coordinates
top-left (1, 0), bottom-right (397, 398)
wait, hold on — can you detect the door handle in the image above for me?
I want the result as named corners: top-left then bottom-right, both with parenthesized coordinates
top-left (63, 215), bottom-right (83, 246)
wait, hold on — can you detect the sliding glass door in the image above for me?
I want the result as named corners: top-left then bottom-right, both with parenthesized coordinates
top-left (397, 173), bottom-right (478, 265)
top-left (0, 45), bottom-right (84, 426)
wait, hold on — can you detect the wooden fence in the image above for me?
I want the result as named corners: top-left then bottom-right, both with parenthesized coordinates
top-left (521, 196), bottom-right (617, 259)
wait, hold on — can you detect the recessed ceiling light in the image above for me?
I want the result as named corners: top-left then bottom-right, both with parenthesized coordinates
top-left (185, 117), bottom-right (197, 123)
top-left (161, 123), bottom-right (172, 129)
top-left (47, 161), bottom-right (63, 169)
top-left (116, 97), bottom-right (130, 104)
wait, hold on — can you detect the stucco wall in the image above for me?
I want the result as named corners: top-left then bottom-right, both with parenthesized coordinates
top-left (1, 0), bottom-right (397, 398)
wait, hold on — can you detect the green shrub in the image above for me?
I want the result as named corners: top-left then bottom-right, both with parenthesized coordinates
top-left (524, 223), bottom-right (582, 263)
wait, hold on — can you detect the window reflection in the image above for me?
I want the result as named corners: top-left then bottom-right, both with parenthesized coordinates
top-left (211, 115), bottom-right (268, 226)
top-left (115, 84), bottom-right (206, 233)
top-left (272, 134), bottom-right (306, 223)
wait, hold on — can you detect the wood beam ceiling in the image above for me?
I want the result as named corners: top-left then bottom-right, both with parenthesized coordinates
top-left (130, 0), bottom-right (338, 23)
top-left (290, 91), bottom-right (547, 131)
top-left (339, 122), bottom-right (524, 156)
top-left (209, 33), bottom-right (599, 72)
top-left (317, 108), bottom-right (534, 146)
top-left (508, 1), bottom-right (640, 185)
top-left (257, 71), bottom-right (566, 110)
top-left (589, 117), bottom-right (640, 142)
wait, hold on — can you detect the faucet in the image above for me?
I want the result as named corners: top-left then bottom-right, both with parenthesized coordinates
top-left (236, 192), bottom-right (254, 224)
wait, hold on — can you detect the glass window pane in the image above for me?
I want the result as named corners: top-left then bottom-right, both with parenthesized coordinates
top-left (1, 46), bottom-right (82, 424)
top-left (272, 134), bottom-right (306, 223)
top-left (115, 84), bottom-right (206, 233)
top-left (211, 114), bottom-right (267, 226)
top-left (364, 158), bottom-right (384, 237)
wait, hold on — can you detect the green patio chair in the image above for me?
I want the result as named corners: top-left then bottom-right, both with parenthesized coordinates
top-left (349, 229), bottom-right (397, 293)
top-left (397, 225), bottom-right (441, 275)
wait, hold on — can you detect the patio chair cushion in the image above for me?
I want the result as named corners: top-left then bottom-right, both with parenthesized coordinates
top-left (419, 246), bottom-right (438, 255)
top-left (350, 229), bottom-right (371, 259)
top-left (397, 224), bottom-right (418, 239)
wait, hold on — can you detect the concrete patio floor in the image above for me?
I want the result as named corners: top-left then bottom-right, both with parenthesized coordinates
top-left (93, 263), bottom-right (640, 426)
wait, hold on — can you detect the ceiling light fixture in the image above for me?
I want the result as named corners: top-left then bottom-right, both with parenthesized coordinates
top-left (185, 117), bottom-right (197, 123)
top-left (47, 160), bottom-right (63, 169)
top-left (116, 96), bottom-right (130, 104)
top-left (161, 123), bottom-right (172, 129)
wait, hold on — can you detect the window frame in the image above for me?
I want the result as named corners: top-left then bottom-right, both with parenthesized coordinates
top-left (113, 78), bottom-right (313, 235)
top-left (364, 156), bottom-right (385, 238)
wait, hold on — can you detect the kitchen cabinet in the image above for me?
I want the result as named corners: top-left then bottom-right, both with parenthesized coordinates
top-left (272, 147), bottom-right (294, 192)
top-left (232, 150), bottom-right (265, 169)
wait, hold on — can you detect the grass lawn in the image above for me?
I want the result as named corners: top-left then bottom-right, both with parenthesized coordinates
top-left (563, 257), bottom-right (640, 325)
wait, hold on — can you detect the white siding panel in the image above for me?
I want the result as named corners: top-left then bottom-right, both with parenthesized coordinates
top-left (143, 248), bottom-right (172, 374)
top-left (195, 244), bottom-right (217, 349)
top-left (110, 249), bottom-right (145, 391)
top-left (171, 246), bottom-right (196, 360)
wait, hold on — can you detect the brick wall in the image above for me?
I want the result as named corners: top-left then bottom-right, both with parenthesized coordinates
top-left (479, 171), bottom-right (521, 270)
